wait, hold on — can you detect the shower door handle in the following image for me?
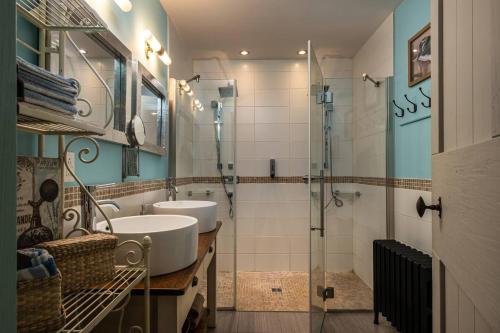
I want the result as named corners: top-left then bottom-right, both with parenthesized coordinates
top-left (319, 170), bottom-right (325, 237)
top-left (310, 171), bottom-right (325, 237)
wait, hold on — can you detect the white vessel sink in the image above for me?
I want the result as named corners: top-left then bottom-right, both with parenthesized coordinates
top-left (96, 215), bottom-right (198, 276)
top-left (152, 200), bottom-right (217, 233)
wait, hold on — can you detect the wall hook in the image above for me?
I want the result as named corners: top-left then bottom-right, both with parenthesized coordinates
top-left (404, 94), bottom-right (417, 113)
top-left (393, 100), bottom-right (405, 118)
top-left (419, 87), bottom-right (431, 108)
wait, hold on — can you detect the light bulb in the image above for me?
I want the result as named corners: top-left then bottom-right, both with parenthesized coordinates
top-left (143, 30), bottom-right (162, 52)
top-left (179, 80), bottom-right (187, 87)
top-left (158, 48), bottom-right (171, 65)
top-left (194, 99), bottom-right (200, 106)
top-left (114, 0), bottom-right (132, 12)
top-left (182, 84), bottom-right (191, 93)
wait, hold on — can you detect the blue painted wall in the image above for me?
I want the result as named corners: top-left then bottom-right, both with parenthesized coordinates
top-left (391, 0), bottom-right (431, 179)
top-left (16, 0), bottom-right (170, 185)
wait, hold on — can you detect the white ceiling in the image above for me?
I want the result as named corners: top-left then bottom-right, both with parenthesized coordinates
top-left (161, 0), bottom-right (401, 60)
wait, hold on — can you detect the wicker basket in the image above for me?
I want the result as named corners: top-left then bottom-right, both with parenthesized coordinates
top-left (38, 233), bottom-right (118, 294)
top-left (17, 272), bottom-right (65, 333)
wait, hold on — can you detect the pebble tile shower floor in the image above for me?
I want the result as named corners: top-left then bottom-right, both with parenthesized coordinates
top-left (201, 271), bottom-right (373, 312)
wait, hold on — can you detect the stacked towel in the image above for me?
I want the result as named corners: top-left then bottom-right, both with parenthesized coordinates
top-left (17, 248), bottom-right (58, 282)
top-left (17, 56), bottom-right (80, 116)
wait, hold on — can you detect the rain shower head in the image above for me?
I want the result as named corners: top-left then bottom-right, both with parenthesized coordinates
top-left (362, 73), bottom-right (380, 87)
top-left (218, 84), bottom-right (238, 98)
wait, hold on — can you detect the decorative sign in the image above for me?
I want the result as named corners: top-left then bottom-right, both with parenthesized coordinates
top-left (16, 157), bottom-right (62, 249)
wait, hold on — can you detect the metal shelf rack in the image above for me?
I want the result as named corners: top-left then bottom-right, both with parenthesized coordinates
top-left (17, 102), bottom-right (106, 136)
top-left (16, 3), bottom-right (151, 332)
top-left (58, 264), bottom-right (150, 333)
top-left (16, 0), bottom-right (107, 32)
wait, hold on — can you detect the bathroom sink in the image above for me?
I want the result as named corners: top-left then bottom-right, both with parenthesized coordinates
top-left (152, 200), bottom-right (217, 233)
top-left (96, 215), bottom-right (198, 276)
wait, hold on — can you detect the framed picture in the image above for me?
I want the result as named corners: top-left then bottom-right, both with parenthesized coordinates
top-left (408, 23), bottom-right (431, 87)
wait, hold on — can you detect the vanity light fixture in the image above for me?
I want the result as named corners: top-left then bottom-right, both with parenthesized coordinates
top-left (157, 48), bottom-right (172, 65)
top-left (113, 0), bottom-right (133, 12)
top-left (297, 49), bottom-right (307, 55)
top-left (240, 50), bottom-right (249, 56)
top-left (144, 30), bottom-right (171, 66)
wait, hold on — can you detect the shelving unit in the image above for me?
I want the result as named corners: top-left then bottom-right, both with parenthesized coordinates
top-left (17, 102), bottom-right (106, 136)
top-left (59, 265), bottom-right (149, 333)
top-left (16, 1), bottom-right (152, 333)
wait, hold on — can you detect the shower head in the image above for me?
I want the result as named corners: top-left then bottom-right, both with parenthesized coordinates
top-left (211, 100), bottom-right (220, 109)
top-left (186, 74), bottom-right (201, 84)
top-left (362, 73), bottom-right (380, 87)
top-left (218, 84), bottom-right (238, 98)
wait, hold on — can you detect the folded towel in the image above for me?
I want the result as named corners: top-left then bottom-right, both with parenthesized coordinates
top-left (19, 72), bottom-right (78, 105)
top-left (17, 56), bottom-right (80, 95)
top-left (22, 89), bottom-right (79, 115)
top-left (17, 248), bottom-right (58, 281)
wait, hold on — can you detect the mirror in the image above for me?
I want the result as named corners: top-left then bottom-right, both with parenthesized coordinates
top-left (132, 61), bottom-right (167, 155)
top-left (128, 115), bottom-right (146, 147)
top-left (52, 30), bottom-right (131, 134)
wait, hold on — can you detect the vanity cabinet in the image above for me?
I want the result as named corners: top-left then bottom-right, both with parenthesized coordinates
top-left (95, 222), bottom-right (220, 333)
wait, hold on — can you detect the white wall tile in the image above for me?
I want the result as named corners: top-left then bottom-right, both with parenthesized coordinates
top-left (255, 254), bottom-right (290, 271)
top-left (254, 72), bottom-right (290, 89)
top-left (255, 90), bottom-right (289, 107)
top-left (255, 124), bottom-right (290, 142)
top-left (254, 107), bottom-right (290, 124)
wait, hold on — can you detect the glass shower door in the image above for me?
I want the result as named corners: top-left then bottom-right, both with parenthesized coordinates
top-left (308, 40), bottom-right (326, 333)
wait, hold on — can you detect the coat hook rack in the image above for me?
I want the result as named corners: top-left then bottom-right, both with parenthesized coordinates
top-left (393, 100), bottom-right (405, 118)
top-left (404, 94), bottom-right (417, 113)
top-left (419, 87), bottom-right (431, 108)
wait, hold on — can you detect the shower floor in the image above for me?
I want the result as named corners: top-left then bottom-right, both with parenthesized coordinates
top-left (202, 271), bottom-right (373, 312)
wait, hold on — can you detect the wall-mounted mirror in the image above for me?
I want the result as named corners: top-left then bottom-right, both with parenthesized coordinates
top-left (132, 61), bottom-right (168, 155)
top-left (50, 30), bottom-right (132, 144)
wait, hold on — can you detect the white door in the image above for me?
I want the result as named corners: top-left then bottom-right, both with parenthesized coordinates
top-left (431, 0), bottom-right (500, 332)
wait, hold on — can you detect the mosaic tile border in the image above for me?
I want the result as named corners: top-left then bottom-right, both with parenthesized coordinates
top-left (179, 176), bottom-right (431, 191)
top-left (64, 179), bottom-right (167, 208)
top-left (63, 176), bottom-right (431, 208)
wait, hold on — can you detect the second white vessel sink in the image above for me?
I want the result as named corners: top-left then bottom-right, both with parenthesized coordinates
top-left (152, 200), bottom-right (217, 233)
top-left (97, 215), bottom-right (198, 276)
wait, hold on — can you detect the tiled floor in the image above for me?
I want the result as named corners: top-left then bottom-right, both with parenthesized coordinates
top-left (208, 311), bottom-right (397, 333)
top-left (203, 271), bottom-right (373, 311)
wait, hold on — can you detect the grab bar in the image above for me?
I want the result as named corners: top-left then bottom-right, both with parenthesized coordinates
top-left (188, 190), bottom-right (214, 197)
top-left (334, 190), bottom-right (361, 198)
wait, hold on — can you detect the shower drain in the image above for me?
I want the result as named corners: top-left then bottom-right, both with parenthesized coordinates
top-left (271, 287), bottom-right (282, 293)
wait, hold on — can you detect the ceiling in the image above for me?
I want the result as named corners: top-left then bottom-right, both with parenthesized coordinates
top-left (161, 0), bottom-right (401, 60)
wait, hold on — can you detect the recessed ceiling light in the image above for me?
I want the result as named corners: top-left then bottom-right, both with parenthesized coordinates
top-left (297, 50), bottom-right (307, 55)
top-left (240, 50), bottom-right (249, 56)
top-left (79, 49), bottom-right (87, 54)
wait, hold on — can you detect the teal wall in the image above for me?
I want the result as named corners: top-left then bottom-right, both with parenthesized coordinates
top-left (391, 0), bottom-right (431, 179)
top-left (16, 0), bottom-right (170, 185)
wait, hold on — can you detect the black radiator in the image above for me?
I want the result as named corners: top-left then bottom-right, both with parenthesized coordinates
top-left (373, 240), bottom-right (432, 333)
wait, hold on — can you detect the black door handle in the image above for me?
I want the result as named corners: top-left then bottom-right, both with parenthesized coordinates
top-left (416, 196), bottom-right (442, 218)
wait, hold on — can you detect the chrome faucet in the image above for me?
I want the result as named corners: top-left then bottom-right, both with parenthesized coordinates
top-left (92, 200), bottom-right (120, 231)
top-left (167, 178), bottom-right (179, 201)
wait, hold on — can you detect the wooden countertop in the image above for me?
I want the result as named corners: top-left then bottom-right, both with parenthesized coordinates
top-left (132, 221), bottom-right (221, 296)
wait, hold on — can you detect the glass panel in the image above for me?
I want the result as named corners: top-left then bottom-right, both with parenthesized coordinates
top-left (322, 76), bottom-right (389, 312)
top-left (57, 31), bottom-right (126, 131)
top-left (189, 79), bottom-right (237, 309)
top-left (308, 41), bottom-right (326, 333)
